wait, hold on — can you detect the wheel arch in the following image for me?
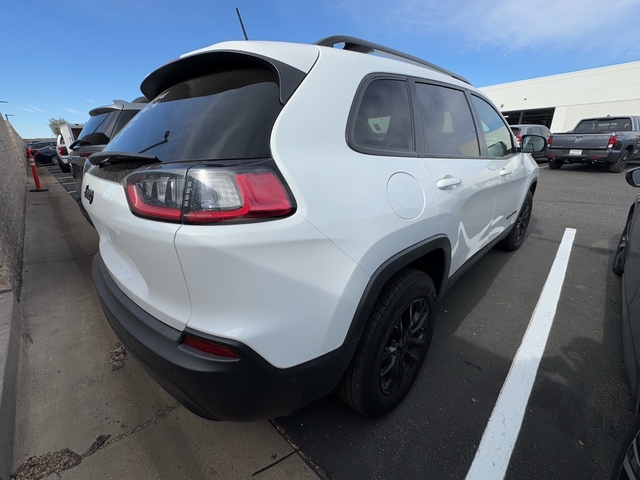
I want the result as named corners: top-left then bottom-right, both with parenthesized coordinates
top-left (343, 235), bottom-right (451, 351)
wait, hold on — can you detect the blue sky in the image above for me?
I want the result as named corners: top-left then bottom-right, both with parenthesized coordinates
top-left (2, 0), bottom-right (640, 139)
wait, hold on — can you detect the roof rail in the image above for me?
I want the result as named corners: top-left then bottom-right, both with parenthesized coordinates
top-left (314, 35), bottom-right (470, 85)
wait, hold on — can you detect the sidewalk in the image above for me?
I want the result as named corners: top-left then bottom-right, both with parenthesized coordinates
top-left (11, 166), bottom-right (321, 479)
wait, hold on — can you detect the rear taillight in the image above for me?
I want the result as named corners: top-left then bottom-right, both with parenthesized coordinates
top-left (79, 151), bottom-right (94, 158)
top-left (515, 131), bottom-right (522, 143)
top-left (182, 333), bottom-right (239, 358)
top-left (608, 133), bottom-right (617, 149)
top-left (547, 135), bottom-right (553, 147)
top-left (58, 146), bottom-right (68, 156)
top-left (124, 165), bottom-right (293, 223)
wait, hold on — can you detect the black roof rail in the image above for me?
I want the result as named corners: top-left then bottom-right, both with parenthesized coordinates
top-left (314, 35), bottom-right (471, 85)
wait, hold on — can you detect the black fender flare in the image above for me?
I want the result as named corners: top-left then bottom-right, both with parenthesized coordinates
top-left (342, 235), bottom-right (451, 353)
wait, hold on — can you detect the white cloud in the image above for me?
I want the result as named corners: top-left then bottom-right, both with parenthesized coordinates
top-left (19, 106), bottom-right (49, 114)
top-left (329, 0), bottom-right (640, 56)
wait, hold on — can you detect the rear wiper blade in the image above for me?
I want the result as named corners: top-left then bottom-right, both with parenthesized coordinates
top-left (88, 151), bottom-right (161, 166)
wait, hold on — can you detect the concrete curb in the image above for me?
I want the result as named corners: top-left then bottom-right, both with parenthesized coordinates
top-left (0, 292), bottom-right (21, 480)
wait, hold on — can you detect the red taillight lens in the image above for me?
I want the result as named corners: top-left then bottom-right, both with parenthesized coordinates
top-left (124, 166), bottom-right (293, 223)
top-left (516, 131), bottom-right (522, 142)
top-left (547, 135), bottom-right (553, 147)
top-left (79, 151), bottom-right (94, 158)
top-left (126, 170), bottom-right (185, 221)
top-left (183, 334), bottom-right (239, 358)
top-left (58, 146), bottom-right (68, 156)
top-left (608, 133), bottom-right (617, 148)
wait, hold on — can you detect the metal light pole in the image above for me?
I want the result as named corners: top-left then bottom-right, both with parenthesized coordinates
top-left (4, 114), bottom-right (14, 121)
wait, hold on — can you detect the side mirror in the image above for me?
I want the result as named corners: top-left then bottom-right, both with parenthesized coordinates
top-left (625, 167), bottom-right (640, 187)
top-left (521, 135), bottom-right (546, 153)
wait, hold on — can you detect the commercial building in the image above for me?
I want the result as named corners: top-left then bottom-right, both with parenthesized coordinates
top-left (480, 61), bottom-right (640, 133)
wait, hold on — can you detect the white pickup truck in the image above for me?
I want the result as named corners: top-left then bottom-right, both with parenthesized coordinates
top-left (56, 123), bottom-right (85, 173)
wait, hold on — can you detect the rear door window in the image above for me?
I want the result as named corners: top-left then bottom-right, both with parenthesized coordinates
top-left (415, 82), bottom-right (479, 157)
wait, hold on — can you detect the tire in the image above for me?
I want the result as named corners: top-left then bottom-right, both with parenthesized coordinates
top-left (610, 412), bottom-right (640, 480)
top-left (497, 191), bottom-right (533, 252)
top-left (613, 207), bottom-right (634, 276)
top-left (336, 268), bottom-right (436, 417)
top-left (609, 150), bottom-right (629, 173)
top-left (548, 159), bottom-right (562, 170)
top-left (59, 160), bottom-right (70, 173)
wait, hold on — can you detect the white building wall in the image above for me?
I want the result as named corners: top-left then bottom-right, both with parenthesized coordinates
top-left (480, 61), bottom-right (640, 132)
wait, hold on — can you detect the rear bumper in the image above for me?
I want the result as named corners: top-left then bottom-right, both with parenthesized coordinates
top-left (92, 252), bottom-right (351, 421)
top-left (547, 149), bottom-right (619, 164)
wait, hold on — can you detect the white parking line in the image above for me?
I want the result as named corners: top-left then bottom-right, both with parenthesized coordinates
top-left (465, 228), bottom-right (576, 480)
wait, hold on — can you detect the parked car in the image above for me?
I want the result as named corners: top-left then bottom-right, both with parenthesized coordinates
top-left (613, 168), bottom-right (640, 402)
top-left (510, 124), bottom-right (552, 149)
top-left (69, 99), bottom-right (147, 220)
top-left (33, 145), bottom-right (58, 164)
top-left (55, 135), bottom-right (70, 172)
top-left (611, 411), bottom-right (640, 479)
top-left (27, 140), bottom-right (55, 159)
top-left (83, 35), bottom-right (540, 421)
top-left (56, 123), bottom-right (85, 173)
top-left (611, 166), bottom-right (640, 478)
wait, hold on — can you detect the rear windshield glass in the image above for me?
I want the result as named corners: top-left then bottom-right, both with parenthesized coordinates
top-left (79, 111), bottom-right (121, 145)
top-left (105, 68), bottom-right (282, 162)
top-left (573, 118), bottom-right (632, 133)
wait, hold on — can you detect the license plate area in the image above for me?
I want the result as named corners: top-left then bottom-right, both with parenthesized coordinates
top-left (569, 149), bottom-right (582, 155)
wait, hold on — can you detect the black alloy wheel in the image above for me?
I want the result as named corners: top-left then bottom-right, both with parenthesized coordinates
top-left (379, 297), bottom-right (429, 395)
top-left (336, 268), bottom-right (436, 417)
top-left (498, 191), bottom-right (533, 252)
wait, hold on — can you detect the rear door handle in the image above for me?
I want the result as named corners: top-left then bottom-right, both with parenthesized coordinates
top-left (436, 176), bottom-right (462, 190)
top-left (500, 168), bottom-right (512, 177)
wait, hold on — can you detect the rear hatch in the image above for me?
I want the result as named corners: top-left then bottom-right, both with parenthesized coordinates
top-left (83, 44), bottom-right (318, 331)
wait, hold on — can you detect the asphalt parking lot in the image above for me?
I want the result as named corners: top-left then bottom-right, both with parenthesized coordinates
top-left (12, 160), bottom-right (638, 479)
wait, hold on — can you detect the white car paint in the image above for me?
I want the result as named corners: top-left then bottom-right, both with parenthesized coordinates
top-left (83, 38), bottom-right (539, 370)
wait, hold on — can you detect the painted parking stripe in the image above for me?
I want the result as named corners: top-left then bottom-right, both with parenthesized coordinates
top-left (466, 228), bottom-right (576, 480)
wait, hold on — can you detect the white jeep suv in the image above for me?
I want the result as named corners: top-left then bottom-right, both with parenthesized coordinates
top-left (83, 36), bottom-right (539, 421)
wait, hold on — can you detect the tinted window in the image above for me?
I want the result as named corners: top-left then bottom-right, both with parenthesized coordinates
top-left (471, 95), bottom-right (514, 157)
top-left (79, 111), bottom-right (120, 145)
top-left (416, 83), bottom-right (479, 156)
top-left (112, 110), bottom-right (139, 138)
top-left (574, 118), bottom-right (632, 133)
top-left (352, 79), bottom-right (413, 152)
top-left (106, 68), bottom-right (282, 162)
